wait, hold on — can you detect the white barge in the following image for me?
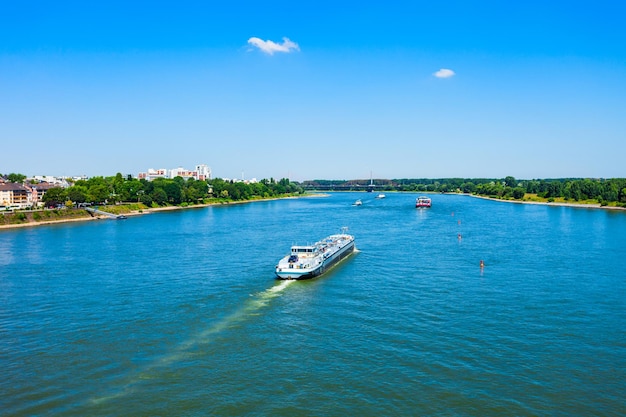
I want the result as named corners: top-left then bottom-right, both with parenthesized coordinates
top-left (275, 228), bottom-right (355, 280)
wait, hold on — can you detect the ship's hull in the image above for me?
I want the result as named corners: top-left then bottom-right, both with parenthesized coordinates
top-left (275, 239), bottom-right (355, 280)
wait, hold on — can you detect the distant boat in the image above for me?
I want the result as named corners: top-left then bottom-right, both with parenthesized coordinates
top-left (416, 196), bottom-right (432, 208)
top-left (353, 199), bottom-right (362, 206)
top-left (376, 193), bottom-right (386, 199)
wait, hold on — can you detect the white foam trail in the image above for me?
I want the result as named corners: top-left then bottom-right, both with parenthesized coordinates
top-left (90, 279), bottom-right (295, 405)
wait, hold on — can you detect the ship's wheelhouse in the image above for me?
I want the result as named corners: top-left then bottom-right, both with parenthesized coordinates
top-left (291, 245), bottom-right (317, 257)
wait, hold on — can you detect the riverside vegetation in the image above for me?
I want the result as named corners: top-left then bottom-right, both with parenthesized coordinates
top-left (0, 174), bottom-right (303, 226)
top-left (302, 176), bottom-right (626, 207)
top-left (3, 174), bottom-right (625, 227)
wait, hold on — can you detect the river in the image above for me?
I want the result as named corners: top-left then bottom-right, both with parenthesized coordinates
top-left (1, 192), bottom-right (625, 416)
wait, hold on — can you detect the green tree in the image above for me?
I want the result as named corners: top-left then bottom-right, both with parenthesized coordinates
top-left (66, 185), bottom-right (88, 205)
top-left (525, 180), bottom-right (541, 194)
top-left (504, 176), bottom-right (517, 188)
top-left (111, 173), bottom-right (125, 201)
top-left (512, 187), bottom-right (525, 200)
top-left (142, 179), bottom-right (155, 196)
top-left (7, 173), bottom-right (27, 183)
top-left (542, 182), bottom-right (563, 198)
top-left (184, 178), bottom-right (208, 203)
top-left (461, 182), bottom-right (476, 193)
top-left (164, 181), bottom-right (182, 204)
top-left (564, 181), bottom-right (582, 201)
top-left (234, 182), bottom-right (250, 200)
top-left (89, 184), bottom-right (110, 204)
top-left (116, 179), bottom-right (144, 202)
top-left (209, 178), bottom-right (226, 197)
top-left (139, 193), bottom-right (153, 206)
top-left (476, 182), bottom-right (505, 197)
top-left (81, 176), bottom-right (114, 203)
top-left (601, 182), bottom-right (619, 202)
top-left (226, 182), bottom-right (241, 200)
top-left (152, 188), bottom-right (168, 205)
top-left (42, 187), bottom-right (66, 207)
top-left (580, 179), bottom-right (600, 200)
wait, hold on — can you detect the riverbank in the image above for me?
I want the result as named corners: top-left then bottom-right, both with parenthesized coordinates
top-left (0, 203), bottom-right (236, 230)
top-left (0, 194), bottom-right (326, 231)
top-left (0, 203), bottom-right (230, 230)
top-left (470, 194), bottom-right (626, 211)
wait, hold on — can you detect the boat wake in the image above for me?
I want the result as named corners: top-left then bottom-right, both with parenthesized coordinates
top-left (89, 279), bottom-right (295, 406)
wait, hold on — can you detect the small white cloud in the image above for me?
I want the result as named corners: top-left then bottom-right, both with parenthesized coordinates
top-left (434, 68), bottom-right (455, 78)
top-left (247, 37), bottom-right (300, 55)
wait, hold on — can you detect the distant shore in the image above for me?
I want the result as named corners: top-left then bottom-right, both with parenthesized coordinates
top-left (469, 194), bottom-right (626, 211)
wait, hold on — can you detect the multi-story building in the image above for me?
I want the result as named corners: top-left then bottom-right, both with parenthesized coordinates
top-left (29, 183), bottom-right (60, 207)
top-left (169, 167), bottom-right (196, 180)
top-left (195, 164), bottom-right (211, 181)
top-left (138, 168), bottom-right (168, 181)
top-left (0, 183), bottom-right (31, 208)
top-left (0, 182), bottom-right (60, 209)
top-left (138, 165), bottom-right (211, 181)
top-left (31, 175), bottom-right (71, 187)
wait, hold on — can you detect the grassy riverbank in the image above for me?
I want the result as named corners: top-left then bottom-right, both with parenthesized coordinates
top-left (472, 193), bottom-right (626, 210)
top-left (0, 208), bottom-right (94, 228)
top-left (0, 194), bottom-right (309, 230)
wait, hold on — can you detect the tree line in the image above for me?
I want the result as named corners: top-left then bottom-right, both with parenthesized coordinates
top-left (0, 173), bottom-right (303, 208)
top-left (463, 177), bottom-right (626, 205)
top-left (303, 177), bottom-right (626, 206)
top-left (4, 172), bottom-right (626, 208)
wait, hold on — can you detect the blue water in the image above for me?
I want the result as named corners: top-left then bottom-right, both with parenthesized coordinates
top-left (1, 193), bottom-right (625, 416)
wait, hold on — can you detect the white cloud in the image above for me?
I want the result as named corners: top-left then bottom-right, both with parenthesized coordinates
top-left (434, 68), bottom-right (456, 78)
top-left (247, 37), bottom-right (300, 55)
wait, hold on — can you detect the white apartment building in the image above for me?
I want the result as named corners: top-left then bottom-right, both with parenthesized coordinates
top-left (138, 165), bottom-right (212, 181)
top-left (138, 168), bottom-right (168, 181)
top-left (0, 182), bottom-right (58, 209)
top-left (31, 175), bottom-right (71, 187)
top-left (195, 164), bottom-right (211, 180)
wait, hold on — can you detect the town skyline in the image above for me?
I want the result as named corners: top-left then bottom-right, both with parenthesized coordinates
top-left (4, 168), bottom-right (625, 184)
top-left (1, 2), bottom-right (625, 181)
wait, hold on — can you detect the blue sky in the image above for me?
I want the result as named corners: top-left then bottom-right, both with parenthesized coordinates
top-left (1, 1), bottom-right (625, 181)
